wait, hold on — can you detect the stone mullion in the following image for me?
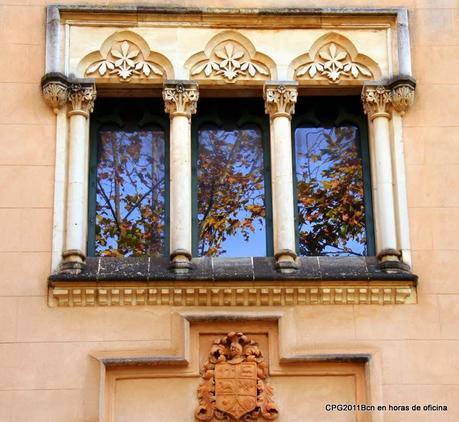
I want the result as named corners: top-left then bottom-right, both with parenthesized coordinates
top-left (63, 82), bottom-right (97, 271)
top-left (362, 78), bottom-right (415, 272)
top-left (264, 81), bottom-right (298, 272)
top-left (41, 75), bottom-right (97, 273)
top-left (163, 81), bottom-right (199, 272)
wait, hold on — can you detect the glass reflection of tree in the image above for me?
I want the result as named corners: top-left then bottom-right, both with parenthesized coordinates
top-left (296, 126), bottom-right (367, 256)
top-left (197, 127), bottom-right (266, 257)
top-left (95, 129), bottom-right (165, 256)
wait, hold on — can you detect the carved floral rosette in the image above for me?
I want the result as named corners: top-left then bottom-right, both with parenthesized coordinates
top-left (195, 332), bottom-right (278, 421)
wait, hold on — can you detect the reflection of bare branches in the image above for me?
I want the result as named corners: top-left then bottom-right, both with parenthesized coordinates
top-left (197, 127), bottom-right (265, 256)
top-left (97, 179), bottom-right (121, 233)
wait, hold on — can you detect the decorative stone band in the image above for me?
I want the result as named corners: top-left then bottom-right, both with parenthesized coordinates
top-left (264, 82), bottom-right (298, 119)
top-left (49, 282), bottom-right (416, 307)
top-left (41, 73), bottom-right (97, 117)
top-left (361, 76), bottom-right (416, 120)
top-left (163, 80), bottom-right (199, 119)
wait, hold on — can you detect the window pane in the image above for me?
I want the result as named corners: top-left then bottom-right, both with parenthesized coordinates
top-left (197, 126), bottom-right (267, 257)
top-left (295, 126), bottom-right (367, 256)
top-left (95, 128), bottom-right (166, 256)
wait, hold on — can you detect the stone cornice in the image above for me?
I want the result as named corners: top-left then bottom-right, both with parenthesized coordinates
top-left (49, 281), bottom-right (416, 307)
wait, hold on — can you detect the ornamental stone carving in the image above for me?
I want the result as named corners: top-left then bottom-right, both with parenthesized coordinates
top-left (41, 74), bottom-right (68, 114)
top-left (68, 83), bottom-right (97, 118)
top-left (264, 83), bottom-right (298, 119)
top-left (361, 78), bottom-right (416, 120)
top-left (361, 86), bottom-right (392, 120)
top-left (390, 78), bottom-right (416, 116)
top-left (291, 33), bottom-right (380, 84)
top-left (80, 31), bottom-right (173, 82)
top-left (163, 82), bottom-right (199, 118)
top-left (86, 40), bottom-right (163, 81)
top-left (195, 332), bottom-right (278, 421)
top-left (187, 31), bottom-right (275, 84)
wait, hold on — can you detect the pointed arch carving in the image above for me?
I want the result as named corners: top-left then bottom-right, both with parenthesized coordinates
top-left (185, 31), bottom-right (276, 84)
top-left (79, 31), bottom-right (174, 83)
top-left (290, 32), bottom-right (381, 84)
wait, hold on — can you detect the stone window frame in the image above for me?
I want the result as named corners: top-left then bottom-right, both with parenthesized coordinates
top-left (41, 6), bottom-right (418, 307)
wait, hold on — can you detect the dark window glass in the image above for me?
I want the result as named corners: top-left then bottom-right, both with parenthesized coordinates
top-left (196, 124), bottom-right (267, 257)
top-left (89, 99), bottom-right (168, 257)
top-left (293, 96), bottom-right (374, 256)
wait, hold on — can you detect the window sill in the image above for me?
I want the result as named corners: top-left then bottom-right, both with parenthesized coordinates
top-left (48, 256), bottom-right (417, 307)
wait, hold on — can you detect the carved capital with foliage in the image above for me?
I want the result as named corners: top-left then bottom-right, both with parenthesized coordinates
top-left (264, 82), bottom-right (298, 119)
top-left (361, 85), bottom-right (392, 120)
top-left (163, 81), bottom-right (199, 118)
top-left (390, 78), bottom-right (416, 116)
top-left (68, 82), bottom-right (97, 118)
top-left (41, 73), bottom-right (69, 114)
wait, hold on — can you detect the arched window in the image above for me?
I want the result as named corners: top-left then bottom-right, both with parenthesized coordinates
top-left (293, 96), bottom-right (375, 256)
top-left (193, 99), bottom-right (273, 257)
top-left (88, 98), bottom-right (169, 257)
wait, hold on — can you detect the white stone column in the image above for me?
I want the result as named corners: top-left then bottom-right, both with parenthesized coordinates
top-left (264, 82), bottom-right (298, 272)
top-left (163, 81), bottom-right (199, 271)
top-left (362, 80), bottom-right (414, 272)
top-left (63, 82), bottom-right (96, 271)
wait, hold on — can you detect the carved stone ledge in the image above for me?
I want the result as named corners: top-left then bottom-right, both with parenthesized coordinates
top-left (48, 282), bottom-right (416, 307)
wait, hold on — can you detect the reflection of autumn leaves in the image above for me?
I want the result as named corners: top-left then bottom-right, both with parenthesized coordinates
top-left (296, 126), bottom-right (366, 256)
top-left (198, 128), bottom-right (266, 256)
top-left (95, 130), bottom-right (166, 257)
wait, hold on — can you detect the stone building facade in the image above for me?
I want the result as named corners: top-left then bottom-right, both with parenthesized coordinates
top-left (0, 1), bottom-right (458, 421)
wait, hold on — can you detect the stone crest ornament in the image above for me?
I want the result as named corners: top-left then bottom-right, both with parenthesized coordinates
top-left (291, 33), bottom-right (381, 84)
top-left (195, 332), bottom-right (278, 421)
top-left (296, 42), bottom-right (372, 83)
top-left (186, 31), bottom-right (275, 84)
top-left (86, 40), bottom-right (164, 81)
top-left (191, 41), bottom-right (269, 82)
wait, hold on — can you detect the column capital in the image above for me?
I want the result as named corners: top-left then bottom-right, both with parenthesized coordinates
top-left (362, 76), bottom-right (416, 120)
top-left (389, 77), bottom-right (416, 117)
top-left (41, 73), bottom-right (69, 114)
top-left (361, 85), bottom-right (392, 121)
top-left (68, 81), bottom-right (97, 118)
top-left (163, 80), bottom-right (199, 119)
top-left (264, 81), bottom-right (298, 119)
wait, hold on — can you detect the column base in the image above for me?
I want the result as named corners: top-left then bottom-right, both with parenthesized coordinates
top-left (274, 249), bottom-right (298, 274)
top-left (169, 249), bottom-right (193, 274)
top-left (377, 249), bottom-right (411, 274)
top-left (60, 249), bottom-right (86, 274)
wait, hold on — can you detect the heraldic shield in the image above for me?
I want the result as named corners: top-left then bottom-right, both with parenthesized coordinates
top-left (195, 332), bottom-right (279, 421)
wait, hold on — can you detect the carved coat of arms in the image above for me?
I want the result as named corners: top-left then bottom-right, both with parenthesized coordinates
top-left (195, 332), bottom-right (278, 421)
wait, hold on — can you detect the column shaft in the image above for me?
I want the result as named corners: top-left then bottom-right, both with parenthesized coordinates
top-left (372, 115), bottom-right (397, 251)
top-left (264, 82), bottom-right (298, 271)
top-left (65, 112), bottom-right (88, 258)
top-left (62, 82), bottom-right (96, 271)
top-left (163, 81), bottom-right (199, 270)
top-left (170, 114), bottom-right (192, 254)
top-left (271, 115), bottom-right (296, 254)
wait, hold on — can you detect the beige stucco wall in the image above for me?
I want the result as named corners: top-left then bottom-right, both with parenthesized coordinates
top-left (0, 0), bottom-right (458, 421)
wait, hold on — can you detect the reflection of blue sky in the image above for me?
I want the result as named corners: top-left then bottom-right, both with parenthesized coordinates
top-left (96, 129), bottom-right (165, 254)
top-left (197, 128), bottom-right (266, 257)
top-left (295, 126), bottom-right (366, 256)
